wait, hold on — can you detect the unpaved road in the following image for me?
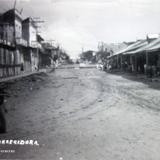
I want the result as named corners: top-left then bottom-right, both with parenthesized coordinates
top-left (1, 68), bottom-right (160, 160)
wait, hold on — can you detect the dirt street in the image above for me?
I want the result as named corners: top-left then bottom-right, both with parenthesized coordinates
top-left (1, 68), bottom-right (160, 160)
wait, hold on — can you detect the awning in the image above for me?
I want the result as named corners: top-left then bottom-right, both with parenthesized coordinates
top-left (124, 40), bottom-right (148, 55)
top-left (146, 38), bottom-right (160, 52)
top-left (111, 40), bottom-right (146, 57)
top-left (107, 37), bottom-right (160, 59)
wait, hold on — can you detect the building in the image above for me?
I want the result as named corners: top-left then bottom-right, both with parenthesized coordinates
top-left (0, 8), bottom-right (47, 78)
top-left (40, 42), bottom-right (59, 68)
top-left (0, 9), bottom-right (25, 77)
top-left (22, 17), bottom-right (39, 72)
top-left (106, 34), bottom-right (160, 76)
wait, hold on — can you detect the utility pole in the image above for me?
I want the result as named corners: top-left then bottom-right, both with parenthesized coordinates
top-left (82, 47), bottom-right (84, 53)
top-left (13, 0), bottom-right (17, 9)
top-left (20, 8), bottom-right (23, 14)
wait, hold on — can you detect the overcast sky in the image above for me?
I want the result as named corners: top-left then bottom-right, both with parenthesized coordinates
top-left (1, 0), bottom-right (160, 58)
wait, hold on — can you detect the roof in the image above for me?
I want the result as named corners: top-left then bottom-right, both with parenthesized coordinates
top-left (42, 42), bottom-right (57, 50)
top-left (124, 40), bottom-right (148, 55)
top-left (23, 17), bottom-right (37, 28)
top-left (146, 38), bottom-right (160, 52)
top-left (109, 40), bottom-right (146, 57)
top-left (108, 38), bottom-right (160, 57)
top-left (124, 37), bottom-right (160, 54)
top-left (147, 34), bottom-right (159, 39)
top-left (3, 9), bottom-right (23, 21)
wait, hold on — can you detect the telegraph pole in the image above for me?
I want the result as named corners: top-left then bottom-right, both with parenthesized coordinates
top-left (13, 0), bottom-right (17, 9)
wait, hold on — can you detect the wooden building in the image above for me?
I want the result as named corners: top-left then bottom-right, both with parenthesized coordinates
top-left (0, 9), bottom-right (24, 78)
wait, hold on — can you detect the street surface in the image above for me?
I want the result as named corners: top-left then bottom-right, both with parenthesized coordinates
top-left (1, 67), bottom-right (160, 160)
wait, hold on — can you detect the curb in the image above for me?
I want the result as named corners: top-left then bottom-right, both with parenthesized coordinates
top-left (0, 68), bottom-right (53, 83)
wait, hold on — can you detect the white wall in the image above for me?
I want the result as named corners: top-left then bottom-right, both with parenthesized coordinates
top-left (29, 24), bottom-right (37, 47)
top-left (15, 18), bottom-right (22, 39)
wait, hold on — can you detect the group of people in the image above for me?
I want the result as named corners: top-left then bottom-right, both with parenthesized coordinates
top-left (105, 59), bottom-right (160, 78)
top-left (145, 65), bottom-right (159, 78)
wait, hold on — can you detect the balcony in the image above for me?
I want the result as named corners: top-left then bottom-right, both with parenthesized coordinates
top-left (30, 41), bottom-right (42, 49)
top-left (0, 38), bottom-right (15, 47)
top-left (16, 38), bottom-right (28, 47)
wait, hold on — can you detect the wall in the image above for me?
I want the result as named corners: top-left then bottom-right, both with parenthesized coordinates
top-left (29, 23), bottom-right (37, 47)
top-left (22, 22), bottom-right (29, 43)
top-left (31, 49), bottom-right (38, 71)
top-left (15, 17), bottom-right (22, 40)
top-left (0, 47), bottom-right (22, 78)
top-left (0, 24), bottom-right (14, 44)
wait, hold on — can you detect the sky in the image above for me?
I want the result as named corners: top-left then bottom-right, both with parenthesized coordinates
top-left (1, 0), bottom-right (160, 58)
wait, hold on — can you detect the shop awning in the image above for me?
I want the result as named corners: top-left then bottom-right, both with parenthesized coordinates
top-left (123, 38), bottom-right (160, 54)
top-left (124, 40), bottom-right (148, 55)
top-left (146, 38), bottom-right (160, 52)
top-left (109, 40), bottom-right (146, 57)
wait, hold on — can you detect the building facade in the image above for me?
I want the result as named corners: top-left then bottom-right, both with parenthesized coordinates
top-left (0, 9), bottom-right (24, 78)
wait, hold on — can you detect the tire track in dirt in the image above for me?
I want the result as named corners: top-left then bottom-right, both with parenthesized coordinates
top-left (51, 69), bottom-right (121, 123)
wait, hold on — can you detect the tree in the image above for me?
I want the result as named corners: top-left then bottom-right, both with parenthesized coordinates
top-left (80, 50), bottom-right (95, 63)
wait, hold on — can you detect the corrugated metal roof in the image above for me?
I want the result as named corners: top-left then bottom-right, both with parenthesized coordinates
top-left (125, 37), bottom-right (160, 54)
top-left (107, 37), bottom-right (160, 59)
top-left (107, 42), bottom-right (138, 58)
top-left (112, 40), bottom-right (146, 56)
top-left (147, 34), bottom-right (159, 39)
top-left (147, 38), bottom-right (160, 52)
top-left (124, 40), bottom-right (148, 54)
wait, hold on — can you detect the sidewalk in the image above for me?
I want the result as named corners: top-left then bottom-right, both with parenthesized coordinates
top-left (0, 69), bottom-right (48, 83)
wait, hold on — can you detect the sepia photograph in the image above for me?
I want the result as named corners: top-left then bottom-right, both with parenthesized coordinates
top-left (0, 0), bottom-right (160, 159)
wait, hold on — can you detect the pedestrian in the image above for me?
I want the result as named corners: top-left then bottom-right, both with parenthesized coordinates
top-left (20, 63), bottom-right (24, 73)
top-left (148, 66), bottom-right (153, 78)
top-left (124, 61), bottom-right (128, 72)
top-left (0, 89), bottom-right (8, 133)
top-left (144, 64), bottom-right (147, 75)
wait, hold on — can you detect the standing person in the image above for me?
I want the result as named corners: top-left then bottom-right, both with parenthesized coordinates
top-left (144, 64), bottom-right (147, 75)
top-left (0, 89), bottom-right (7, 133)
top-left (124, 61), bottom-right (128, 72)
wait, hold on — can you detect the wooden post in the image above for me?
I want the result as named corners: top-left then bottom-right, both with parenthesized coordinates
top-left (146, 51), bottom-right (149, 66)
top-left (117, 55), bottom-right (119, 69)
top-left (120, 54), bottom-right (123, 71)
top-left (130, 55), bottom-right (133, 72)
top-left (135, 54), bottom-right (137, 72)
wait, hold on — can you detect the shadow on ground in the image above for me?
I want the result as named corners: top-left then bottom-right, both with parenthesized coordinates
top-left (106, 71), bottom-right (160, 90)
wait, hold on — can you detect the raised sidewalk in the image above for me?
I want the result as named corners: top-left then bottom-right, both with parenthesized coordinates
top-left (0, 69), bottom-right (48, 83)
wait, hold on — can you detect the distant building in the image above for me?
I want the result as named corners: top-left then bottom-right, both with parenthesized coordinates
top-left (98, 42), bottom-right (128, 56)
top-left (40, 42), bottom-right (59, 68)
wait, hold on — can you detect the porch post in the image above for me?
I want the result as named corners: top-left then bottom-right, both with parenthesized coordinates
top-left (135, 54), bottom-right (137, 72)
top-left (117, 55), bottom-right (119, 69)
top-left (146, 51), bottom-right (149, 66)
top-left (120, 54), bottom-right (123, 71)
